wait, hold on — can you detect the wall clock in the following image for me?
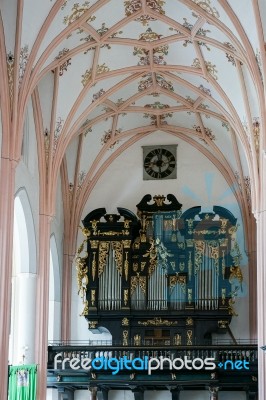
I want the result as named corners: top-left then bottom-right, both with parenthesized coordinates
top-left (143, 145), bottom-right (177, 180)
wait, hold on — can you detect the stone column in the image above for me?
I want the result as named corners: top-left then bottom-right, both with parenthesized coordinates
top-left (256, 171), bottom-right (266, 400)
top-left (0, 158), bottom-right (16, 399)
top-left (89, 386), bottom-right (97, 400)
top-left (97, 388), bottom-right (108, 400)
top-left (58, 388), bottom-right (74, 400)
top-left (171, 388), bottom-right (180, 400)
top-left (246, 391), bottom-right (258, 400)
top-left (209, 386), bottom-right (219, 400)
top-left (35, 213), bottom-right (52, 399)
top-left (132, 389), bottom-right (144, 400)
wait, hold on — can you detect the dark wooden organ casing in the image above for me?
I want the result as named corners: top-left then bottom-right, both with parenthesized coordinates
top-left (77, 194), bottom-right (242, 345)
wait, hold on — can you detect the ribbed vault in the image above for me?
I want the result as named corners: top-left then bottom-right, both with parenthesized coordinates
top-left (0, 0), bottom-right (265, 253)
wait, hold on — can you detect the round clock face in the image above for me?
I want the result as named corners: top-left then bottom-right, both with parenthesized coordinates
top-left (144, 148), bottom-right (176, 179)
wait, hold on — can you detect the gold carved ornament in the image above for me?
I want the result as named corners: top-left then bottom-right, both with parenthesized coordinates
top-left (122, 317), bottom-right (129, 326)
top-left (112, 241), bottom-right (123, 275)
top-left (169, 273), bottom-right (186, 293)
top-left (88, 321), bottom-right (98, 329)
top-left (208, 240), bottom-right (219, 273)
top-left (124, 289), bottom-right (129, 306)
top-left (75, 253), bottom-right (88, 299)
top-left (131, 273), bottom-right (146, 295)
top-left (229, 266), bottom-right (243, 286)
top-left (194, 240), bottom-right (205, 273)
top-left (186, 330), bottom-right (193, 345)
top-left (80, 300), bottom-right (88, 316)
top-left (228, 297), bottom-right (238, 316)
top-left (124, 252), bottom-right (129, 281)
top-left (186, 317), bottom-right (193, 326)
top-left (92, 252), bottom-right (96, 281)
top-left (143, 239), bottom-right (157, 276)
top-left (123, 330), bottom-right (128, 346)
top-left (134, 334), bottom-right (141, 346)
top-left (173, 334), bottom-right (181, 346)
top-left (133, 262), bottom-right (138, 272)
top-left (98, 241), bottom-right (109, 277)
top-left (91, 290), bottom-right (96, 307)
top-left (138, 317), bottom-right (177, 326)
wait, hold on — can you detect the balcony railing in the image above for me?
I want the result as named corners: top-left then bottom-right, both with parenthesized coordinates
top-left (48, 342), bottom-right (258, 370)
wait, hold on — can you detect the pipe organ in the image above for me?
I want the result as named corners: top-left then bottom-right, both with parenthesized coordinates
top-left (76, 194), bottom-right (243, 345)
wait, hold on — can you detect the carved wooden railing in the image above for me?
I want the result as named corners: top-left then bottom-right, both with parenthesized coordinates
top-left (47, 342), bottom-right (258, 370)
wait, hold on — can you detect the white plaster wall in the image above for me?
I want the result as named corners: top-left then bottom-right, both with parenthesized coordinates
top-left (46, 388), bottom-right (58, 400)
top-left (71, 131), bottom-right (249, 341)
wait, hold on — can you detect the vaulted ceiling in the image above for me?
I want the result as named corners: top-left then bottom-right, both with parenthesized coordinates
top-left (1, 0), bottom-right (265, 247)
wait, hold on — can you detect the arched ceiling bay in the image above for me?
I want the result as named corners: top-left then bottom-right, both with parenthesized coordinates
top-left (1, 0), bottom-right (265, 232)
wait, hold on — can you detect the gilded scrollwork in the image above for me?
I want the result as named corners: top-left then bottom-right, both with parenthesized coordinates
top-left (186, 317), bottom-right (193, 326)
top-left (208, 240), bottom-right (219, 273)
top-left (173, 334), bottom-right (181, 345)
top-left (138, 317), bottom-right (177, 326)
top-left (88, 320), bottom-right (98, 329)
top-left (91, 220), bottom-right (98, 235)
top-left (218, 320), bottom-right (229, 329)
top-left (122, 240), bottom-right (131, 248)
top-left (188, 251), bottom-right (192, 280)
top-left (112, 241), bottom-right (123, 275)
top-left (122, 317), bottom-right (129, 326)
top-left (98, 242), bottom-right (109, 276)
top-left (134, 334), bottom-right (141, 346)
top-left (169, 273), bottom-right (186, 293)
top-left (229, 266), bottom-right (243, 286)
top-left (144, 239), bottom-right (157, 276)
top-left (80, 300), bottom-right (88, 316)
top-left (194, 240), bottom-right (205, 273)
top-left (79, 225), bottom-right (91, 237)
top-left (124, 289), bottom-right (129, 306)
top-left (91, 290), bottom-right (96, 306)
top-left (141, 262), bottom-right (146, 271)
top-left (76, 254), bottom-right (88, 299)
top-left (123, 330), bottom-right (129, 346)
top-left (131, 273), bottom-right (146, 295)
top-left (139, 276), bottom-right (146, 294)
top-left (124, 251), bottom-right (129, 281)
top-left (133, 262), bottom-right (138, 272)
top-left (90, 240), bottom-right (98, 249)
top-left (186, 329), bottom-right (193, 345)
top-left (92, 252), bottom-right (96, 281)
top-left (228, 297), bottom-right (238, 316)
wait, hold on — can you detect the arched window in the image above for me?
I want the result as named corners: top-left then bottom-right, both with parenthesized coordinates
top-left (10, 190), bottom-right (37, 364)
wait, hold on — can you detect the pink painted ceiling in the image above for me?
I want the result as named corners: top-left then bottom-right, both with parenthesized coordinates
top-left (1, 0), bottom-right (265, 234)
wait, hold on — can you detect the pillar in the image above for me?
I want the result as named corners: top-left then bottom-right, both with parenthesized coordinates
top-left (246, 391), bottom-right (257, 400)
top-left (0, 158), bottom-right (16, 399)
top-left (89, 387), bottom-right (97, 400)
top-left (209, 386), bottom-right (219, 400)
top-left (256, 183), bottom-right (266, 399)
top-left (171, 389), bottom-right (180, 400)
top-left (58, 388), bottom-right (74, 400)
top-left (35, 213), bottom-right (52, 399)
top-left (97, 388), bottom-right (108, 400)
top-left (132, 389), bottom-right (144, 400)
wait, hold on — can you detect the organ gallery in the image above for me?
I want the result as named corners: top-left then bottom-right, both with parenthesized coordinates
top-left (76, 194), bottom-right (243, 345)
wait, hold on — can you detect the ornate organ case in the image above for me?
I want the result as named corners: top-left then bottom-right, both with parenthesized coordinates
top-left (77, 194), bottom-right (242, 345)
